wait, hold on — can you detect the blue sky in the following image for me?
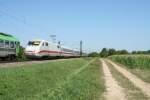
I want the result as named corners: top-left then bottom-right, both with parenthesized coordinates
top-left (0, 0), bottom-right (150, 52)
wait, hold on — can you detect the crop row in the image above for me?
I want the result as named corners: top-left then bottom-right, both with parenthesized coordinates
top-left (109, 55), bottom-right (150, 69)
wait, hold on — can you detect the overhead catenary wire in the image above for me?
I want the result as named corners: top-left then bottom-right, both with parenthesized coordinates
top-left (0, 9), bottom-right (88, 53)
top-left (0, 9), bottom-right (26, 24)
top-left (0, 9), bottom-right (44, 37)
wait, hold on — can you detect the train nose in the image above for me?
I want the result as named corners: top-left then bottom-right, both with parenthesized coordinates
top-left (25, 46), bottom-right (38, 55)
top-left (25, 46), bottom-right (41, 59)
top-left (25, 50), bottom-right (35, 54)
top-left (25, 50), bottom-right (36, 58)
top-left (25, 49), bottom-right (38, 59)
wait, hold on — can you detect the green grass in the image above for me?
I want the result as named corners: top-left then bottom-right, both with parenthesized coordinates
top-left (109, 55), bottom-right (150, 69)
top-left (105, 60), bottom-right (148, 100)
top-left (0, 58), bottom-right (105, 100)
top-left (129, 69), bottom-right (150, 83)
top-left (109, 55), bottom-right (150, 83)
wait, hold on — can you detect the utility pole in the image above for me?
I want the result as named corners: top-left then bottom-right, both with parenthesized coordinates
top-left (80, 40), bottom-right (83, 56)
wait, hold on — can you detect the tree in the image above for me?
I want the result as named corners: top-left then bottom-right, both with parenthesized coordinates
top-left (88, 52), bottom-right (99, 57)
top-left (108, 48), bottom-right (116, 56)
top-left (136, 51), bottom-right (145, 54)
top-left (147, 50), bottom-right (150, 54)
top-left (117, 50), bottom-right (129, 55)
top-left (17, 46), bottom-right (27, 61)
top-left (131, 50), bottom-right (150, 54)
top-left (100, 48), bottom-right (109, 57)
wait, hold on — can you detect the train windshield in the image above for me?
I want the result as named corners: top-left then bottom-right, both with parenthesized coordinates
top-left (28, 41), bottom-right (41, 46)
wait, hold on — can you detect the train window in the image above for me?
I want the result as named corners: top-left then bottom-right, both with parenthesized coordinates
top-left (62, 48), bottom-right (73, 52)
top-left (10, 42), bottom-right (15, 48)
top-left (28, 41), bottom-right (31, 45)
top-left (14, 42), bottom-right (17, 47)
top-left (0, 40), bottom-right (4, 48)
top-left (5, 41), bottom-right (9, 48)
top-left (57, 45), bottom-right (60, 48)
top-left (28, 41), bottom-right (41, 46)
top-left (45, 42), bottom-right (48, 46)
top-left (42, 43), bottom-right (44, 46)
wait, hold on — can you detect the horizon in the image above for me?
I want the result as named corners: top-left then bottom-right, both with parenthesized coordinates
top-left (0, 0), bottom-right (150, 52)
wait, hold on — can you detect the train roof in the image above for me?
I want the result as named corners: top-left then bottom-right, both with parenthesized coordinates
top-left (0, 32), bottom-right (19, 42)
top-left (61, 45), bottom-right (74, 50)
top-left (30, 39), bottom-right (58, 45)
top-left (30, 39), bottom-right (48, 42)
top-left (29, 39), bottom-right (80, 51)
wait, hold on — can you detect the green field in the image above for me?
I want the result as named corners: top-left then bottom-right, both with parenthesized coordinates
top-left (0, 58), bottom-right (105, 100)
top-left (109, 55), bottom-right (150, 69)
top-left (109, 55), bottom-right (150, 83)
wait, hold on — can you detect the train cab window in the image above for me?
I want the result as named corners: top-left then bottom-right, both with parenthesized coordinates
top-left (28, 41), bottom-right (41, 46)
top-left (10, 42), bottom-right (15, 48)
top-left (5, 41), bottom-right (9, 48)
top-left (0, 40), bottom-right (4, 48)
top-left (42, 42), bottom-right (48, 46)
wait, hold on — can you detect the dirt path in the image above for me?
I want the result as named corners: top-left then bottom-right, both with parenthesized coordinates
top-left (107, 59), bottom-right (150, 98)
top-left (100, 59), bottom-right (126, 100)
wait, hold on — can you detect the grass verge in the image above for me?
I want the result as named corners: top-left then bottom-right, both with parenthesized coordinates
top-left (0, 58), bottom-right (105, 100)
top-left (129, 69), bottom-right (150, 83)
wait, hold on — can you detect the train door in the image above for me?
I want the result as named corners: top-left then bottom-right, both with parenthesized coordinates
top-left (0, 39), bottom-right (5, 57)
top-left (41, 42), bottom-right (49, 57)
top-left (10, 41), bottom-right (15, 55)
top-left (5, 40), bottom-right (9, 57)
top-left (57, 44), bottom-right (61, 56)
top-left (57, 41), bottom-right (61, 56)
top-left (45, 42), bottom-right (49, 56)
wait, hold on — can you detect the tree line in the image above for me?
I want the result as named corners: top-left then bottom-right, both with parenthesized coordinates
top-left (88, 48), bottom-right (150, 57)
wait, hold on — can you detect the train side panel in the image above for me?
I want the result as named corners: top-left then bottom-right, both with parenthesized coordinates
top-left (38, 42), bottom-right (61, 57)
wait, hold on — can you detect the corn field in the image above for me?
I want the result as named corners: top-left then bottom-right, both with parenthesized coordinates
top-left (109, 55), bottom-right (150, 69)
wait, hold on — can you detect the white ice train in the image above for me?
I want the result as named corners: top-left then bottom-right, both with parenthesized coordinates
top-left (25, 39), bottom-right (81, 58)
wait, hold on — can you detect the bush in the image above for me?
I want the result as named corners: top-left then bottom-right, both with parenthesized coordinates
top-left (17, 46), bottom-right (28, 61)
top-left (88, 52), bottom-right (99, 57)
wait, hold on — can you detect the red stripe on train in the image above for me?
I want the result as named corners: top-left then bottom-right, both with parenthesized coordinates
top-left (38, 50), bottom-right (61, 54)
top-left (26, 50), bottom-right (75, 55)
top-left (38, 50), bottom-right (74, 55)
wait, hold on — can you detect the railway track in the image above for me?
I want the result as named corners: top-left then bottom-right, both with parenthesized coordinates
top-left (0, 58), bottom-right (70, 68)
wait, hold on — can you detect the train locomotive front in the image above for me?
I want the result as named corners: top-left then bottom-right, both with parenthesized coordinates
top-left (25, 39), bottom-right (80, 59)
top-left (25, 40), bottom-right (60, 58)
top-left (0, 32), bottom-right (20, 60)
